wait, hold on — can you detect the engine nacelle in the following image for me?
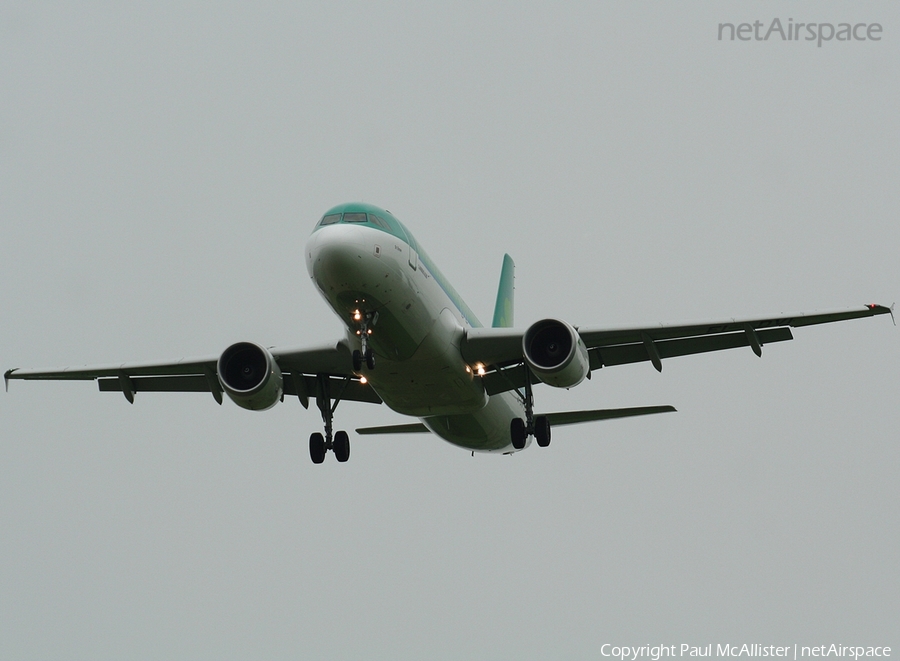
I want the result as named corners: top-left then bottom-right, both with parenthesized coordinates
top-left (217, 342), bottom-right (283, 411)
top-left (523, 318), bottom-right (590, 388)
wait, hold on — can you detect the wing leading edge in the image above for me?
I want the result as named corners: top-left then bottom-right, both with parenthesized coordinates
top-left (5, 341), bottom-right (381, 406)
top-left (462, 304), bottom-right (891, 395)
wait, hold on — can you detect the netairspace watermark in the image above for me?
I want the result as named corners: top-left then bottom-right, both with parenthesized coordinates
top-left (600, 645), bottom-right (892, 661)
top-left (718, 18), bottom-right (883, 47)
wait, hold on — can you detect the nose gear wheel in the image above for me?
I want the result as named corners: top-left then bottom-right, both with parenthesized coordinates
top-left (352, 347), bottom-right (375, 372)
top-left (352, 310), bottom-right (378, 371)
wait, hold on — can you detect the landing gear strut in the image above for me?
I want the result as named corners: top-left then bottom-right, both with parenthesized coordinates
top-left (309, 375), bottom-right (351, 464)
top-left (351, 310), bottom-right (377, 371)
top-left (509, 366), bottom-right (551, 449)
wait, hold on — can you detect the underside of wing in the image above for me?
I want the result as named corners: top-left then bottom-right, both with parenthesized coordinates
top-left (6, 339), bottom-right (381, 407)
top-left (576, 304), bottom-right (892, 349)
top-left (461, 304), bottom-right (891, 395)
top-left (5, 356), bottom-right (219, 381)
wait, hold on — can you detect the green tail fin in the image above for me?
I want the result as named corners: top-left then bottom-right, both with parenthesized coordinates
top-left (491, 254), bottom-right (515, 328)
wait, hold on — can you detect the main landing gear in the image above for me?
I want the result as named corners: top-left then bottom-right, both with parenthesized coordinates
top-left (309, 308), bottom-right (378, 465)
top-left (509, 367), bottom-right (551, 450)
top-left (309, 375), bottom-right (351, 464)
top-left (351, 310), bottom-right (377, 372)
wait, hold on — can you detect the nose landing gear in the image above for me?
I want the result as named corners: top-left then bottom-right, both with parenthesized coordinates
top-left (352, 348), bottom-right (375, 372)
top-left (351, 310), bottom-right (377, 372)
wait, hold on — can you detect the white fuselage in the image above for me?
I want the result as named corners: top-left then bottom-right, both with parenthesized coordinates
top-left (305, 223), bottom-right (526, 452)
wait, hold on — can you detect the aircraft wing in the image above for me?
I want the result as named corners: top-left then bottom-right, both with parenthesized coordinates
top-left (462, 304), bottom-right (892, 395)
top-left (5, 341), bottom-right (381, 406)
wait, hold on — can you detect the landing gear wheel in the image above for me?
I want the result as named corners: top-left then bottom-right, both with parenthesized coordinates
top-left (364, 348), bottom-right (375, 370)
top-left (352, 350), bottom-right (362, 372)
top-left (333, 430), bottom-right (350, 463)
top-left (309, 432), bottom-right (326, 464)
top-left (510, 418), bottom-right (527, 450)
top-left (534, 415), bottom-right (551, 447)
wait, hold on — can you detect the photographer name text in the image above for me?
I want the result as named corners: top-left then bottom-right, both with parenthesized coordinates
top-left (601, 645), bottom-right (891, 661)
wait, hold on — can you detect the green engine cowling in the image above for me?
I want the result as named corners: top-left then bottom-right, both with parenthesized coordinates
top-left (217, 342), bottom-right (284, 410)
top-left (523, 318), bottom-right (589, 388)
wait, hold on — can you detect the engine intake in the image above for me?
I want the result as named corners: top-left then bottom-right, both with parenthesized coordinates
top-left (217, 342), bottom-right (283, 411)
top-left (523, 318), bottom-right (589, 388)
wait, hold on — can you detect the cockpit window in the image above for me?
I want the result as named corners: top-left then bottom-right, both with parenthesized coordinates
top-left (343, 212), bottom-right (367, 223)
top-left (369, 214), bottom-right (390, 230)
top-left (319, 213), bottom-right (341, 226)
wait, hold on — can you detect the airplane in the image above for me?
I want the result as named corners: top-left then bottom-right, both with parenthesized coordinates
top-left (5, 202), bottom-right (893, 463)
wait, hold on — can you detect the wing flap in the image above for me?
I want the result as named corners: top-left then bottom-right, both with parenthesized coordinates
top-left (288, 375), bottom-right (382, 405)
top-left (482, 365), bottom-right (528, 396)
top-left (593, 327), bottom-right (793, 368)
top-left (98, 375), bottom-right (209, 392)
top-left (94, 373), bottom-right (383, 404)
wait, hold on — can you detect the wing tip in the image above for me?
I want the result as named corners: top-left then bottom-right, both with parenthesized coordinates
top-left (4, 369), bottom-right (16, 392)
top-left (865, 302), bottom-right (895, 326)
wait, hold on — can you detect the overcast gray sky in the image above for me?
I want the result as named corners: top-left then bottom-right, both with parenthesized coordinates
top-left (2, 2), bottom-right (899, 659)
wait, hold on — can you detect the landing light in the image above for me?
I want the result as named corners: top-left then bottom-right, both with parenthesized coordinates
top-left (475, 363), bottom-right (486, 376)
top-left (359, 376), bottom-right (367, 384)
top-left (353, 310), bottom-right (362, 321)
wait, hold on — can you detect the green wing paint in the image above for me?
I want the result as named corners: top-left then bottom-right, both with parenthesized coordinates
top-left (491, 254), bottom-right (515, 328)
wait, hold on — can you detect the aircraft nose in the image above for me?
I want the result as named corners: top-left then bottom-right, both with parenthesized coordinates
top-left (306, 224), bottom-right (369, 292)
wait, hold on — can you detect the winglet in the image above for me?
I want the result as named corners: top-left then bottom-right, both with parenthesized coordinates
top-left (491, 254), bottom-right (515, 328)
top-left (4, 369), bottom-right (15, 392)
top-left (866, 302), bottom-right (895, 326)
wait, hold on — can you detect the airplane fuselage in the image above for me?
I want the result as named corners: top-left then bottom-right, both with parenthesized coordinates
top-left (305, 204), bottom-right (526, 452)
top-left (6, 202), bottom-right (889, 462)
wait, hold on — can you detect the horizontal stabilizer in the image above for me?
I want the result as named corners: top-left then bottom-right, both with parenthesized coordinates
top-left (544, 405), bottom-right (676, 426)
top-left (356, 422), bottom-right (430, 435)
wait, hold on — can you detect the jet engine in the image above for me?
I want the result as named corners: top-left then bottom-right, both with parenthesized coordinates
top-left (217, 342), bottom-right (284, 410)
top-left (522, 318), bottom-right (589, 388)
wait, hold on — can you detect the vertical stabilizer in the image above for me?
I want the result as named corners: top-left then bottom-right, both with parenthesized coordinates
top-left (491, 254), bottom-right (515, 328)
